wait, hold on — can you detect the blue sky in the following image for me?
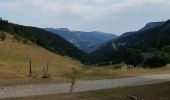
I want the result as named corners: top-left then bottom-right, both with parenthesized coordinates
top-left (0, 0), bottom-right (170, 35)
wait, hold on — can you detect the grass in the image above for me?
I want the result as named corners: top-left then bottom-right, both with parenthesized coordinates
top-left (3, 82), bottom-right (170, 100)
top-left (1, 32), bottom-right (170, 86)
top-left (0, 33), bottom-right (83, 85)
top-left (81, 64), bottom-right (170, 80)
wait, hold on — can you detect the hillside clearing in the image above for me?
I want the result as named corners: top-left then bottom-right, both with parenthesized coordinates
top-left (0, 33), bottom-right (83, 80)
top-left (1, 33), bottom-right (170, 86)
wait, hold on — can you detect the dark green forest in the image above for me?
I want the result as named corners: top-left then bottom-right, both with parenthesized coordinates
top-left (1, 18), bottom-right (170, 67)
top-left (90, 20), bottom-right (170, 67)
top-left (0, 19), bottom-right (89, 63)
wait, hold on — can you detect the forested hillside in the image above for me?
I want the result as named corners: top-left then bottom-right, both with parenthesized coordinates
top-left (0, 19), bottom-right (88, 63)
top-left (91, 20), bottom-right (170, 65)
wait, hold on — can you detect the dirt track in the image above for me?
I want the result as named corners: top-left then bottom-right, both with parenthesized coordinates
top-left (1, 73), bottom-right (170, 98)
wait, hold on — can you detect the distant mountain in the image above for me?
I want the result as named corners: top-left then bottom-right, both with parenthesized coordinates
top-left (91, 19), bottom-right (170, 64)
top-left (0, 19), bottom-right (88, 63)
top-left (115, 20), bottom-right (170, 49)
top-left (45, 28), bottom-right (117, 53)
top-left (119, 32), bottom-right (135, 38)
top-left (86, 39), bottom-right (115, 53)
top-left (139, 21), bottom-right (165, 32)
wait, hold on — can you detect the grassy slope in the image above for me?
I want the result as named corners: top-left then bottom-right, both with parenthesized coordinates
top-left (5, 82), bottom-right (170, 100)
top-left (82, 64), bottom-right (170, 80)
top-left (1, 32), bottom-right (170, 85)
top-left (0, 32), bottom-right (83, 79)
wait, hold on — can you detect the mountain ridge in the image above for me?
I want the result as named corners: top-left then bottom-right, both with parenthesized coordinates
top-left (45, 28), bottom-right (117, 53)
top-left (0, 19), bottom-right (88, 63)
top-left (91, 19), bottom-right (170, 64)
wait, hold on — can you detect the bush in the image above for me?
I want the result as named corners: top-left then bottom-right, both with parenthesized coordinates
top-left (23, 39), bottom-right (28, 44)
top-left (124, 48), bottom-right (144, 67)
top-left (144, 51), bottom-right (170, 68)
top-left (0, 32), bottom-right (6, 41)
top-left (113, 63), bottom-right (126, 69)
top-left (14, 35), bottom-right (22, 43)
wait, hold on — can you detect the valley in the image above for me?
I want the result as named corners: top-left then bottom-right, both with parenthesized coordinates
top-left (0, 18), bottom-right (170, 100)
top-left (1, 0), bottom-right (170, 99)
top-left (0, 19), bottom-right (170, 81)
top-left (45, 28), bottom-right (117, 53)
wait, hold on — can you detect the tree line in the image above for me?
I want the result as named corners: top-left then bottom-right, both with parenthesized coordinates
top-left (0, 19), bottom-right (89, 63)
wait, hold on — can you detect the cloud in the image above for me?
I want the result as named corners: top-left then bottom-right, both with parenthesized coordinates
top-left (0, 0), bottom-right (170, 35)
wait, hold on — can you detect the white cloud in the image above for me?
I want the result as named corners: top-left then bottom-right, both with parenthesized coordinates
top-left (1, 0), bottom-right (169, 17)
top-left (0, 0), bottom-right (170, 35)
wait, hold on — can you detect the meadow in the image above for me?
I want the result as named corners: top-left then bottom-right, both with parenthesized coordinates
top-left (1, 33), bottom-right (170, 86)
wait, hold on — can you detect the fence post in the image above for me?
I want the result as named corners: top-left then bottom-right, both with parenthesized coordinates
top-left (29, 60), bottom-right (32, 77)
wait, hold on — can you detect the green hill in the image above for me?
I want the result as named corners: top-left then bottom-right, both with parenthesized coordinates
top-left (0, 19), bottom-right (88, 63)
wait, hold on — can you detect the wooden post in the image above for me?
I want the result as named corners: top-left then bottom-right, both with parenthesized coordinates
top-left (46, 63), bottom-right (49, 77)
top-left (29, 60), bottom-right (32, 77)
top-left (43, 65), bottom-right (46, 77)
top-left (42, 63), bottom-right (49, 78)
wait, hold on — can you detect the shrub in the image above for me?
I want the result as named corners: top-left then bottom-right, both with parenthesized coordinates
top-left (14, 35), bottom-right (22, 43)
top-left (23, 39), bottom-right (28, 44)
top-left (124, 48), bottom-right (144, 67)
top-left (0, 32), bottom-right (6, 41)
top-left (113, 63), bottom-right (126, 69)
top-left (144, 51), bottom-right (170, 68)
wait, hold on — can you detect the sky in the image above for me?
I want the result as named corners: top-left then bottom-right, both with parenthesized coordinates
top-left (0, 0), bottom-right (170, 35)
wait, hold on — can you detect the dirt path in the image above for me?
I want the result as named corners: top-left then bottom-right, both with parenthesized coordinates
top-left (1, 73), bottom-right (170, 98)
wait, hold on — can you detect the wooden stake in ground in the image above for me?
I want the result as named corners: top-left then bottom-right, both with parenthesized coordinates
top-left (28, 60), bottom-right (32, 77)
top-left (42, 62), bottom-right (49, 78)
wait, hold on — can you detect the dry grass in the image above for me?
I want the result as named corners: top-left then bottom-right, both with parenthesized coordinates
top-left (1, 32), bottom-right (170, 85)
top-left (0, 33), bottom-right (83, 84)
top-left (4, 82), bottom-right (170, 100)
top-left (82, 64), bottom-right (170, 79)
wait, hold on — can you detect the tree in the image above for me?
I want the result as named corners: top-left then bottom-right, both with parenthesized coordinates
top-left (68, 67), bottom-right (80, 93)
top-left (124, 48), bottom-right (144, 67)
top-left (0, 32), bottom-right (6, 41)
top-left (161, 45), bottom-right (170, 55)
top-left (145, 51), bottom-right (170, 68)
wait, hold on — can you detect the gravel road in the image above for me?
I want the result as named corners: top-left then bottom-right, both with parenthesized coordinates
top-left (1, 73), bottom-right (170, 98)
